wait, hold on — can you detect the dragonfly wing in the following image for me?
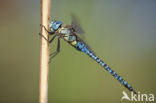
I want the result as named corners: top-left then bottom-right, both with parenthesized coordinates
top-left (71, 14), bottom-right (85, 34)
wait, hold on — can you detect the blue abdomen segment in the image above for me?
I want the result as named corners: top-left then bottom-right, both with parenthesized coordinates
top-left (76, 41), bottom-right (136, 93)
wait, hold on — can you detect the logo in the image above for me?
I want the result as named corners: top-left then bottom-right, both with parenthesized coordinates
top-left (121, 91), bottom-right (154, 102)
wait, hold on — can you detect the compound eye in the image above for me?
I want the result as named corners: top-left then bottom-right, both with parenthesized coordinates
top-left (56, 21), bottom-right (62, 25)
top-left (56, 23), bottom-right (60, 27)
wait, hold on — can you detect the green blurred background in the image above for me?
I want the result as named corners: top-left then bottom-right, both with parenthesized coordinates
top-left (0, 0), bottom-right (156, 103)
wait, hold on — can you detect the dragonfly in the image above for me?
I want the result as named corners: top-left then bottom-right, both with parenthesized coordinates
top-left (40, 15), bottom-right (136, 94)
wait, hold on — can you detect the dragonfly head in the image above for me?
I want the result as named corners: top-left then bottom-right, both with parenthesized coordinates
top-left (49, 20), bottom-right (62, 33)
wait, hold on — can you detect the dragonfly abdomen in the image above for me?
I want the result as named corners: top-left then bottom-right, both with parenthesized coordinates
top-left (76, 41), bottom-right (136, 93)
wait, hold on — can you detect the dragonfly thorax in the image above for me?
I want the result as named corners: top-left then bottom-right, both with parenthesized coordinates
top-left (59, 27), bottom-right (76, 42)
top-left (60, 28), bottom-right (71, 34)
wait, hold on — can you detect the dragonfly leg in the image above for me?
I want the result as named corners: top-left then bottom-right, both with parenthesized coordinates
top-left (40, 24), bottom-right (53, 35)
top-left (49, 34), bottom-right (57, 43)
top-left (39, 33), bottom-right (57, 43)
top-left (39, 33), bottom-right (48, 41)
top-left (49, 37), bottom-right (60, 63)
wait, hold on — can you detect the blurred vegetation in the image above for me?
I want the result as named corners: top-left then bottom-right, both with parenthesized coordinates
top-left (0, 0), bottom-right (156, 103)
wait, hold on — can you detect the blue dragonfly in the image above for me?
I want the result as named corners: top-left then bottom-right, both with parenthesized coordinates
top-left (40, 15), bottom-right (136, 94)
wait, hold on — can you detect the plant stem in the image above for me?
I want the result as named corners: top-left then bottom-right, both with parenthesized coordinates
top-left (39, 0), bottom-right (51, 103)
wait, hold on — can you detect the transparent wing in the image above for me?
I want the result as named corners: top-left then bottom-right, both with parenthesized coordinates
top-left (71, 14), bottom-right (85, 34)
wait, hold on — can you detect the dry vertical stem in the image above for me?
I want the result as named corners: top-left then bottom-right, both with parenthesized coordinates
top-left (39, 0), bottom-right (51, 103)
